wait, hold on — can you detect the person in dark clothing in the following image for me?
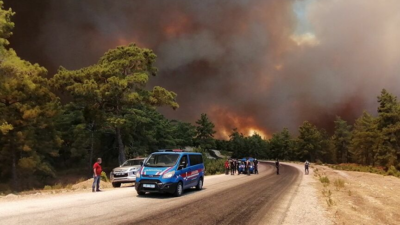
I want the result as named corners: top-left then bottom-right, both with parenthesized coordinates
top-left (254, 158), bottom-right (259, 174)
top-left (230, 159), bottom-right (235, 175)
top-left (246, 159), bottom-right (251, 176)
top-left (275, 159), bottom-right (280, 175)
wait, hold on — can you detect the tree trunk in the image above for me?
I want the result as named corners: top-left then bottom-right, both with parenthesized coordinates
top-left (116, 127), bottom-right (126, 165)
top-left (89, 121), bottom-right (95, 172)
top-left (11, 148), bottom-right (19, 192)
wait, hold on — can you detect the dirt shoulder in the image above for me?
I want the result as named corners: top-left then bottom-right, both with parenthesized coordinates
top-left (312, 165), bottom-right (400, 225)
top-left (282, 163), bottom-right (333, 225)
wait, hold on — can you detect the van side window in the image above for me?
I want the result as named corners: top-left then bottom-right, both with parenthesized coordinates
top-left (189, 155), bottom-right (203, 166)
top-left (179, 155), bottom-right (187, 168)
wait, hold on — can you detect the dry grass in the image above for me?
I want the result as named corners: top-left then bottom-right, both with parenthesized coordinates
top-left (313, 165), bottom-right (400, 225)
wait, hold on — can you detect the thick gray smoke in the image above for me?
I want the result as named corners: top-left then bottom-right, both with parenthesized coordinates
top-left (17, 0), bottom-right (400, 138)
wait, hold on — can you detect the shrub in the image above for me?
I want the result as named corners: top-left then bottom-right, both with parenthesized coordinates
top-left (326, 197), bottom-right (334, 207)
top-left (52, 183), bottom-right (63, 190)
top-left (101, 171), bottom-right (109, 182)
top-left (386, 165), bottom-right (400, 177)
top-left (333, 179), bottom-right (345, 190)
top-left (320, 176), bottom-right (330, 186)
top-left (43, 185), bottom-right (52, 190)
top-left (322, 189), bottom-right (332, 197)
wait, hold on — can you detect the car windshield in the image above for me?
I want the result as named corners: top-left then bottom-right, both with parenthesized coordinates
top-left (121, 159), bottom-right (143, 167)
top-left (144, 154), bottom-right (180, 167)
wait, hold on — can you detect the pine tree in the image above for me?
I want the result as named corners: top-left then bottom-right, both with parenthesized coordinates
top-left (0, 2), bottom-right (60, 190)
top-left (195, 113), bottom-right (216, 150)
top-left (375, 89), bottom-right (400, 168)
top-left (332, 116), bottom-right (352, 163)
top-left (52, 44), bottom-right (178, 165)
top-left (350, 111), bottom-right (379, 166)
top-left (295, 121), bottom-right (322, 162)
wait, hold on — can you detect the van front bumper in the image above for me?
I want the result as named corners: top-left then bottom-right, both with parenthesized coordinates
top-left (110, 172), bottom-right (137, 183)
top-left (135, 179), bottom-right (177, 194)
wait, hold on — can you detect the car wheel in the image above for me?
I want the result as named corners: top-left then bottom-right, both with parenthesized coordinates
top-left (196, 178), bottom-right (203, 190)
top-left (174, 182), bottom-right (183, 197)
top-left (112, 182), bottom-right (121, 188)
top-left (137, 191), bottom-right (145, 196)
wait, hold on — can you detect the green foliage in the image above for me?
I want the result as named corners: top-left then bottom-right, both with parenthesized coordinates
top-left (269, 128), bottom-right (294, 160)
top-left (329, 164), bottom-right (387, 175)
top-left (295, 121), bottom-right (323, 162)
top-left (332, 117), bottom-right (352, 163)
top-left (0, 3), bottom-right (60, 191)
top-left (193, 148), bottom-right (225, 175)
top-left (350, 111), bottom-right (379, 166)
top-left (0, 1), bottom-right (14, 48)
top-left (52, 44), bottom-right (179, 165)
top-left (195, 113), bottom-right (216, 150)
top-left (43, 185), bottom-right (52, 190)
top-left (100, 171), bottom-right (109, 182)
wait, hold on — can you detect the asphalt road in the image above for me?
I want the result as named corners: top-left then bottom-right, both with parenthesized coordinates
top-left (0, 162), bottom-right (302, 225)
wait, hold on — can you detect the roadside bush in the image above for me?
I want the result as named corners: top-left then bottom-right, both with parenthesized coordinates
top-left (100, 171), bottom-right (109, 182)
top-left (43, 185), bottom-right (52, 190)
top-left (326, 197), bottom-right (334, 207)
top-left (328, 164), bottom-right (387, 176)
top-left (320, 176), bottom-right (330, 186)
top-left (333, 179), bottom-right (345, 190)
top-left (52, 183), bottom-right (63, 190)
top-left (387, 165), bottom-right (400, 177)
top-left (315, 159), bottom-right (323, 165)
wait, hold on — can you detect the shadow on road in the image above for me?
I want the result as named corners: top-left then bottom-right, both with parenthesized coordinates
top-left (135, 188), bottom-right (207, 199)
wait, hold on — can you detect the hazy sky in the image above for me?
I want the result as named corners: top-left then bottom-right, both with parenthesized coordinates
top-left (5, 0), bottom-right (400, 138)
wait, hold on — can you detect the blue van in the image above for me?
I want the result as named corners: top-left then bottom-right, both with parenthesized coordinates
top-left (135, 152), bottom-right (204, 197)
top-left (238, 157), bottom-right (254, 174)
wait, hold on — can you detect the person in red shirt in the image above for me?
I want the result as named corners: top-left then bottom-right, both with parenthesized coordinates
top-left (225, 160), bottom-right (229, 175)
top-left (92, 158), bottom-right (102, 192)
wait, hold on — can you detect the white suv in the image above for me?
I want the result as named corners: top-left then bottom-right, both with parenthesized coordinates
top-left (110, 158), bottom-right (144, 188)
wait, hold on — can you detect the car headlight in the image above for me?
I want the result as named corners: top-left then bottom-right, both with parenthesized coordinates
top-left (136, 172), bottom-right (141, 178)
top-left (129, 168), bottom-right (137, 172)
top-left (162, 171), bottom-right (175, 179)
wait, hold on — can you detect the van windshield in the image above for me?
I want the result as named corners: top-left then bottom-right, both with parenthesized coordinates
top-left (144, 154), bottom-right (180, 167)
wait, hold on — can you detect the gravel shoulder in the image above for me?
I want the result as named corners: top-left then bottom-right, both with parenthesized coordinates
top-left (281, 163), bottom-right (333, 225)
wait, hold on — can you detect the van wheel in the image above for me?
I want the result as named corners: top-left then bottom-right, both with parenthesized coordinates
top-left (174, 182), bottom-right (183, 197)
top-left (112, 182), bottom-right (121, 188)
top-left (196, 178), bottom-right (203, 190)
top-left (137, 191), bottom-right (145, 196)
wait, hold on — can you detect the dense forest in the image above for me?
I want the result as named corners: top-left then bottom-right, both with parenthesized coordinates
top-left (1, 2), bottom-right (400, 192)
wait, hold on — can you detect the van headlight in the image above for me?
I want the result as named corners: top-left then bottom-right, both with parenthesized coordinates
top-left (162, 171), bottom-right (175, 179)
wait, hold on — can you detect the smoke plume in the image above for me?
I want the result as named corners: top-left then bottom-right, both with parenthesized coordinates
top-left (6, 0), bottom-right (400, 138)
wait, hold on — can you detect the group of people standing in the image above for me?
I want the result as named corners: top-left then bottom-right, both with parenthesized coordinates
top-left (225, 158), bottom-right (259, 175)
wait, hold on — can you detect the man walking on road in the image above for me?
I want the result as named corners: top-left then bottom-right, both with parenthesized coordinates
top-left (275, 159), bottom-right (280, 175)
top-left (92, 158), bottom-right (102, 192)
top-left (305, 160), bottom-right (310, 175)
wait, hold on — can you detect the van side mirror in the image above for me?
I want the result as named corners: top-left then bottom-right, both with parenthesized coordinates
top-left (140, 162), bottom-right (143, 166)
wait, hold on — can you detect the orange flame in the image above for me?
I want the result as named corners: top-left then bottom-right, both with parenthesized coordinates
top-left (210, 106), bottom-right (270, 140)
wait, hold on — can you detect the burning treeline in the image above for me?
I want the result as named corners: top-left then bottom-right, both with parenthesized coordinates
top-left (8, 0), bottom-right (400, 138)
